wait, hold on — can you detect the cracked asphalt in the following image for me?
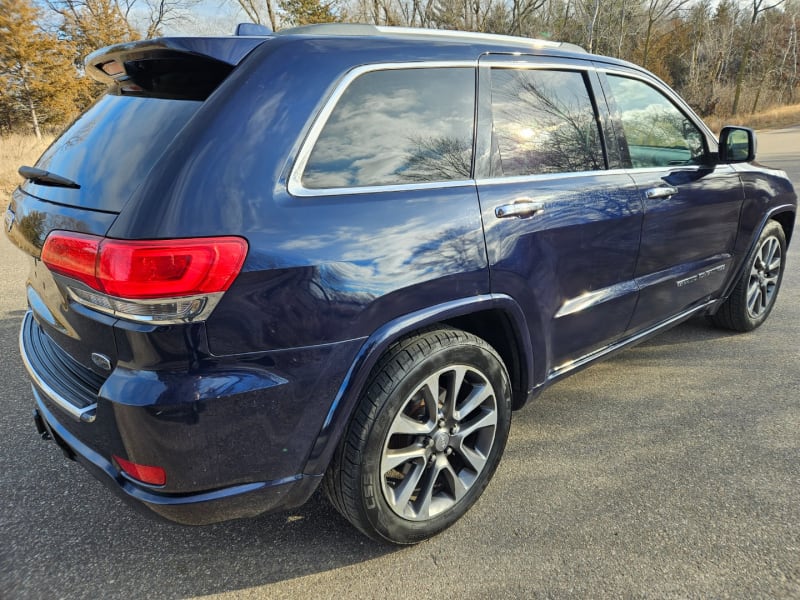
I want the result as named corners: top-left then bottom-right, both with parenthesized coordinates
top-left (1, 129), bottom-right (798, 599)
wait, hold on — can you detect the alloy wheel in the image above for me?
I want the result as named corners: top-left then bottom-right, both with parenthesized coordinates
top-left (747, 235), bottom-right (782, 318)
top-left (380, 365), bottom-right (498, 521)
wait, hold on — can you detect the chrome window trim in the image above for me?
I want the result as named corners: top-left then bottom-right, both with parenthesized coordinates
top-left (479, 60), bottom-right (610, 178)
top-left (597, 66), bottom-right (718, 144)
top-left (475, 168), bottom-right (631, 186)
top-left (479, 59), bottom-right (595, 71)
top-left (288, 61), bottom-right (477, 198)
top-left (622, 165), bottom-right (703, 175)
top-left (474, 165), bottom-right (710, 186)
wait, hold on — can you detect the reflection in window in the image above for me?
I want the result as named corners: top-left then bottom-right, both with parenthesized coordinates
top-left (33, 95), bottom-right (202, 212)
top-left (490, 69), bottom-right (604, 177)
top-left (303, 68), bottom-right (475, 189)
top-left (606, 75), bottom-right (705, 168)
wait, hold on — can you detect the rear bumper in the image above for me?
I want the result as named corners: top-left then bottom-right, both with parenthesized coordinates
top-left (33, 391), bottom-right (322, 525)
top-left (20, 310), bottom-right (364, 524)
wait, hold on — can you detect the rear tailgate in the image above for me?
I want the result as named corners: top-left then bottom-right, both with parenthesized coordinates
top-left (7, 36), bottom-right (266, 412)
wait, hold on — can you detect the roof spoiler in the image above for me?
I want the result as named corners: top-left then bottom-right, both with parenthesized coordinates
top-left (85, 37), bottom-right (266, 98)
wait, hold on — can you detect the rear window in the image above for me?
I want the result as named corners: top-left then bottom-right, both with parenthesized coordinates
top-left (27, 94), bottom-right (201, 212)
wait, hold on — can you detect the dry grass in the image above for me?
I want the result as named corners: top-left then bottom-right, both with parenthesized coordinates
top-left (704, 103), bottom-right (800, 133)
top-left (1, 134), bottom-right (54, 202)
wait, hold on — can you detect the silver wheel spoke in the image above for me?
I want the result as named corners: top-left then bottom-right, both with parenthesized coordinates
top-left (381, 444), bottom-right (427, 475)
top-left (455, 383), bottom-right (492, 421)
top-left (389, 413), bottom-right (436, 436)
top-left (767, 257), bottom-right (782, 273)
top-left (442, 366), bottom-right (467, 421)
top-left (454, 408), bottom-right (497, 440)
top-left (747, 284), bottom-right (762, 312)
top-left (764, 239), bottom-right (778, 266)
top-left (415, 462), bottom-right (444, 520)
top-left (420, 373), bottom-right (443, 416)
top-left (390, 461), bottom-right (426, 511)
top-left (455, 443), bottom-right (487, 473)
top-left (442, 462), bottom-right (469, 502)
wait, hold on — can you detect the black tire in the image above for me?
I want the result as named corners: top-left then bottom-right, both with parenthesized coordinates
top-left (323, 326), bottom-right (512, 544)
top-left (710, 219), bottom-right (787, 332)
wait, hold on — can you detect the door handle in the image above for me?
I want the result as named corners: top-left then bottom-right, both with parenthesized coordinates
top-left (495, 200), bottom-right (544, 219)
top-left (644, 186), bottom-right (679, 199)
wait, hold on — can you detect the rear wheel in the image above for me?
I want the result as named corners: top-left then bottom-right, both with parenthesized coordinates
top-left (710, 220), bottom-right (787, 332)
top-left (323, 327), bottom-right (512, 544)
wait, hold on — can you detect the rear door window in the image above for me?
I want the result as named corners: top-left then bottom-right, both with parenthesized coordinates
top-left (301, 67), bottom-right (475, 190)
top-left (489, 68), bottom-right (605, 177)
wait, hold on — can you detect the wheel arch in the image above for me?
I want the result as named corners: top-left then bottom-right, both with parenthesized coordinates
top-left (302, 294), bottom-right (534, 476)
top-left (772, 209), bottom-right (795, 247)
top-left (717, 205), bottom-right (795, 306)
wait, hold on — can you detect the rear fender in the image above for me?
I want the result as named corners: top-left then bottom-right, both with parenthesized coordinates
top-left (302, 294), bottom-right (532, 476)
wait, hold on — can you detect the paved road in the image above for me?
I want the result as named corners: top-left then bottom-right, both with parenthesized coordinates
top-left (1, 130), bottom-right (799, 599)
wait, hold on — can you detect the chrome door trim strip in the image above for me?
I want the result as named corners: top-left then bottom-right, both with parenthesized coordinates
top-left (548, 299), bottom-right (717, 381)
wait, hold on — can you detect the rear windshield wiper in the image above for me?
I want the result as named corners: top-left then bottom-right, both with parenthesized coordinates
top-left (19, 166), bottom-right (80, 189)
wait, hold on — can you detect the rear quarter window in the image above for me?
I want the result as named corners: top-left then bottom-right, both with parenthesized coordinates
top-left (300, 67), bottom-right (475, 190)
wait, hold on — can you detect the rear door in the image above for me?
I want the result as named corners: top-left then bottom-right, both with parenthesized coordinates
top-left (475, 55), bottom-right (643, 375)
top-left (597, 70), bottom-right (743, 331)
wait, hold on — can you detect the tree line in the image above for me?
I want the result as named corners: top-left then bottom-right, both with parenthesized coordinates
top-left (0, 0), bottom-right (797, 136)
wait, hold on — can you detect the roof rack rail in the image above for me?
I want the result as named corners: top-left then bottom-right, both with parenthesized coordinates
top-left (275, 23), bottom-right (586, 53)
top-left (376, 26), bottom-right (586, 53)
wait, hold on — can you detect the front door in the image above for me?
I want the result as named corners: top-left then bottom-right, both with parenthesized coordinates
top-left (599, 72), bottom-right (744, 332)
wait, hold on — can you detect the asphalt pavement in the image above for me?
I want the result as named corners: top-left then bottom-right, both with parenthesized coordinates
top-left (1, 129), bottom-right (798, 599)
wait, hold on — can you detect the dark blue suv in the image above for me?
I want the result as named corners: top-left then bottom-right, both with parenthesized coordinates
top-left (6, 24), bottom-right (796, 544)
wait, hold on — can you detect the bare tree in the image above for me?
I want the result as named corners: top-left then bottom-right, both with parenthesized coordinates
top-left (234, 0), bottom-right (279, 29)
top-left (732, 0), bottom-right (786, 114)
top-left (641, 0), bottom-right (691, 68)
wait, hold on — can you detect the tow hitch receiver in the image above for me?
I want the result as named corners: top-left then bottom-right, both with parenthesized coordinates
top-left (33, 409), bottom-right (51, 440)
top-left (33, 408), bottom-right (76, 460)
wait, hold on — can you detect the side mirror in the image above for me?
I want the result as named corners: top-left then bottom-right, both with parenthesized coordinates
top-left (719, 126), bottom-right (756, 163)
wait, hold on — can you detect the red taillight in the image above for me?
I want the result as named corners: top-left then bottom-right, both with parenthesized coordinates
top-left (38, 232), bottom-right (101, 289)
top-left (97, 237), bottom-right (247, 299)
top-left (113, 455), bottom-right (167, 486)
top-left (41, 232), bottom-right (248, 299)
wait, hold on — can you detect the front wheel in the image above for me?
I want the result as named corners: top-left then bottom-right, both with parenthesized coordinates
top-left (711, 219), bottom-right (787, 332)
top-left (323, 327), bottom-right (512, 544)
